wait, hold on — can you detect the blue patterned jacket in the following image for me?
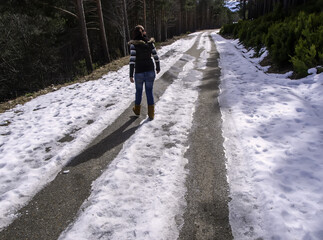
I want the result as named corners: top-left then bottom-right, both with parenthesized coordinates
top-left (129, 38), bottom-right (160, 78)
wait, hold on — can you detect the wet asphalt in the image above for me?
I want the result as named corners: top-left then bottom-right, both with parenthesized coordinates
top-left (0, 32), bottom-right (232, 240)
top-left (178, 33), bottom-right (233, 240)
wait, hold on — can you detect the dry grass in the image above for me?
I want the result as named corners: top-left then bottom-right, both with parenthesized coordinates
top-left (0, 34), bottom-right (189, 114)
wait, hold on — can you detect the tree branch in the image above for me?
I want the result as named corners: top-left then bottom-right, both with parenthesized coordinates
top-left (52, 6), bottom-right (78, 19)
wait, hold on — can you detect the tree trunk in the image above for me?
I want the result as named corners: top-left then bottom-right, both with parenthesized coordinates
top-left (178, 0), bottom-right (182, 34)
top-left (242, 0), bottom-right (246, 19)
top-left (248, 0), bottom-right (253, 19)
top-left (161, 6), bottom-right (166, 40)
top-left (143, 0), bottom-right (147, 29)
top-left (96, 0), bottom-right (110, 63)
top-left (194, 5), bottom-right (197, 31)
top-left (164, 16), bottom-right (168, 40)
top-left (283, 0), bottom-right (288, 9)
top-left (122, 0), bottom-right (130, 55)
top-left (122, 23), bottom-right (127, 56)
top-left (185, 9), bottom-right (188, 32)
top-left (151, 0), bottom-right (157, 37)
top-left (207, 3), bottom-right (210, 28)
top-left (156, 8), bottom-right (162, 42)
top-left (75, 0), bottom-right (93, 73)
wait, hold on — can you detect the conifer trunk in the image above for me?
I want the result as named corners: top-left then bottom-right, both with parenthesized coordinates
top-left (122, 0), bottom-right (130, 55)
top-left (75, 0), bottom-right (93, 72)
top-left (143, 0), bottom-right (147, 29)
top-left (156, 9), bottom-right (162, 42)
top-left (96, 0), bottom-right (110, 63)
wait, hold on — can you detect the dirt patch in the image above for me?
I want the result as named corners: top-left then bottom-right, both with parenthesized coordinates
top-left (260, 55), bottom-right (294, 75)
top-left (219, 34), bottom-right (234, 39)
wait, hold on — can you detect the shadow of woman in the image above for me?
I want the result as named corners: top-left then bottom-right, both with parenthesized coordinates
top-left (67, 116), bottom-right (144, 167)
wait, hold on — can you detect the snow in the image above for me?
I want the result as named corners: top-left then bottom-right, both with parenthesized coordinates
top-left (59, 32), bottom-right (210, 240)
top-left (1, 30), bottom-right (323, 240)
top-left (213, 33), bottom-right (323, 240)
top-left (224, 0), bottom-right (240, 12)
top-left (59, 53), bottom-right (206, 240)
top-left (0, 33), bottom-right (199, 230)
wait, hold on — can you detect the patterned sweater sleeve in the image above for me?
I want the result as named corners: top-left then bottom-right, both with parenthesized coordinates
top-left (151, 43), bottom-right (160, 72)
top-left (129, 44), bottom-right (136, 78)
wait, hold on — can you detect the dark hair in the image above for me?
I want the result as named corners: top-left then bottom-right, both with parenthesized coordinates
top-left (133, 25), bottom-right (148, 42)
top-left (133, 25), bottom-right (142, 40)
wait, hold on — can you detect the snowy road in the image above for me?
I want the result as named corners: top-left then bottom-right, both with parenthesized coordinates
top-left (0, 32), bottom-right (199, 231)
top-left (1, 32), bottom-right (233, 239)
top-left (178, 33), bottom-right (232, 239)
top-left (1, 29), bottom-right (323, 240)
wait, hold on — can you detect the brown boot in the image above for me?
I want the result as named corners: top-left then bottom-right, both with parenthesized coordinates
top-left (132, 104), bottom-right (141, 116)
top-left (148, 105), bottom-right (154, 120)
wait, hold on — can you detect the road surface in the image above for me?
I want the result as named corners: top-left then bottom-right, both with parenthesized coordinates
top-left (0, 32), bottom-right (232, 240)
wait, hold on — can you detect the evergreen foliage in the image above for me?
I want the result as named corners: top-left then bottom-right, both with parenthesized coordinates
top-left (0, 0), bottom-right (230, 103)
top-left (0, 6), bottom-right (66, 100)
top-left (220, 0), bottom-right (323, 77)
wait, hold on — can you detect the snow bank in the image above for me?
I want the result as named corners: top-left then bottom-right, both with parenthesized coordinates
top-left (213, 33), bottom-right (323, 240)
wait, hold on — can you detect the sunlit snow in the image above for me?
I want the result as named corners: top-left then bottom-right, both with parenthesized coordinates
top-left (0, 33), bottom-right (199, 229)
top-left (214, 33), bottom-right (323, 240)
top-left (1, 30), bottom-right (323, 240)
top-left (224, 0), bottom-right (240, 12)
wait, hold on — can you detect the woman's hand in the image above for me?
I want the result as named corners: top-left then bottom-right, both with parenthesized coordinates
top-left (130, 77), bottom-right (134, 83)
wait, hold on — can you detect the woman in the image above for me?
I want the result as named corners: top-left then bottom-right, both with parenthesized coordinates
top-left (129, 25), bottom-right (160, 120)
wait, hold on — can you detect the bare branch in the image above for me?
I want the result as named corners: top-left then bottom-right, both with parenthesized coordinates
top-left (52, 6), bottom-right (78, 19)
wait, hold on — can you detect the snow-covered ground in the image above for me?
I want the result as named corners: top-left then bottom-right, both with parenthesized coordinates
top-left (1, 30), bottom-right (323, 239)
top-left (224, 0), bottom-right (240, 12)
top-left (214, 34), bottom-right (323, 240)
top-left (0, 32), bottom-right (200, 230)
top-left (58, 41), bottom-right (210, 240)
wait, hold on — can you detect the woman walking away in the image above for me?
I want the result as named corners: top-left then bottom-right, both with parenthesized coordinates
top-left (129, 25), bottom-right (160, 120)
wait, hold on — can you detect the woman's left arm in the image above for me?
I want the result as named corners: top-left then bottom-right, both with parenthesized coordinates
top-left (129, 44), bottom-right (136, 82)
top-left (151, 44), bottom-right (160, 74)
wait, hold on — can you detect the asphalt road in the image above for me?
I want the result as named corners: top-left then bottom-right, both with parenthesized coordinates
top-left (178, 33), bottom-right (233, 240)
top-left (0, 32), bottom-right (232, 240)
